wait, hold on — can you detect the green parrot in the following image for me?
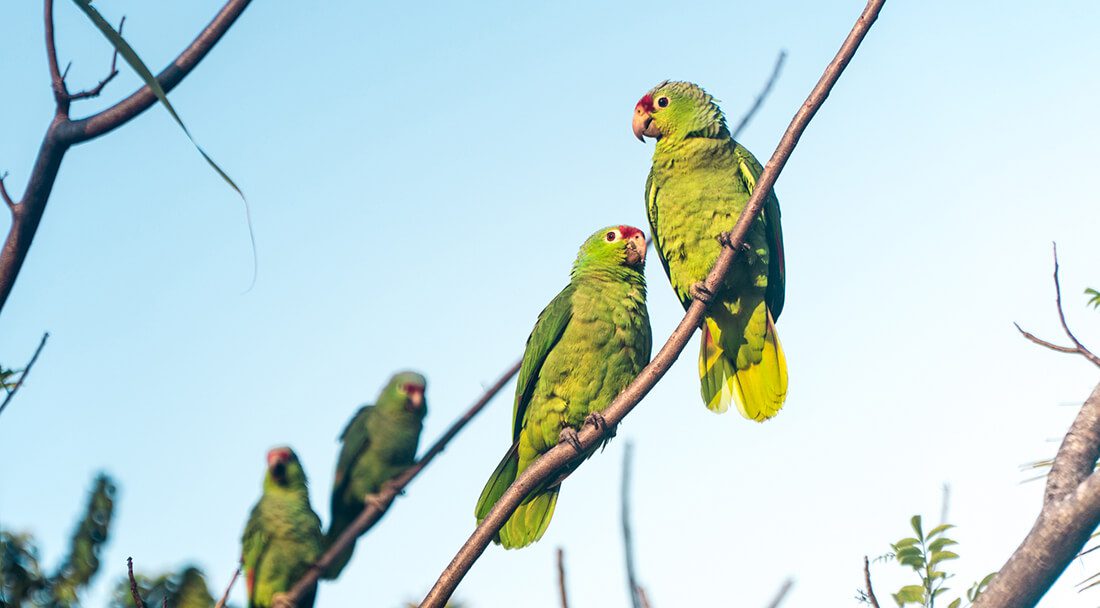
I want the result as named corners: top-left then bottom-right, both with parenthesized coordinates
top-left (241, 447), bottom-right (323, 608)
top-left (475, 225), bottom-right (652, 549)
top-left (632, 80), bottom-right (788, 420)
top-left (323, 371), bottom-right (427, 579)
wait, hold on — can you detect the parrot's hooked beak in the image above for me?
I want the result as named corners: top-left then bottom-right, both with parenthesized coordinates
top-left (633, 95), bottom-right (661, 142)
top-left (624, 233), bottom-right (646, 267)
top-left (267, 448), bottom-right (292, 485)
top-left (404, 384), bottom-right (425, 412)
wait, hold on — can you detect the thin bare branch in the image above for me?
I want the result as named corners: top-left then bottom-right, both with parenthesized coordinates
top-left (940, 482), bottom-right (951, 525)
top-left (44, 0), bottom-right (68, 105)
top-left (127, 557), bottom-right (147, 608)
top-left (636, 586), bottom-right (652, 608)
top-left (732, 50), bottom-right (787, 139)
top-left (0, 332), bottom-right (49, 418)
top-left (974, 382), bottom-right (1100, 607)
top-left (68, 17), bottom-right (124, 102)
top-left (214, 564), bottom-right (241, 608)
top-left (1014, 244), bottom-right (1100, 368)
top-left (863, 557), bottom-right (880, 608)
top-left (280, 360), bottom-right (521, 605)
top-left (622, 442), bottom-right (645, 608)
top-left (0, 173), bottom-right (14, 209)
top-left (765, 579), bottom-right (794, 608)
top-left (0, 0), bottom-right (253, 315)
top-left (556, 547), bottom-right (569, 608)
top-left (419, 2), bottom-right (886, 605)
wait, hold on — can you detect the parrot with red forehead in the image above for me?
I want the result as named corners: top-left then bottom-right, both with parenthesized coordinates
top-left (241, 446), bottom-right (323, 608)
top-left (632, 80), bottom-right (787, 420)
top-left (323, 371), bottom-right (427, 578)
top-left (475, 225), bottom-right (651, 549)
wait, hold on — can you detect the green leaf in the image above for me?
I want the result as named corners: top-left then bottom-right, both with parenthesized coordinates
top-left (70, 0), bottom-right (256, 283)
top-left (927, 524), bottom-right (955, 538)
top-left (910, 515), bottom-right (924, 540)
top-left (893, 584), bottom-right (926, 604)
top-left (929, 537), bottom-right (959, 552)
top-left (948, 599), bottom-right (961, 608)
top-left (1086, 288), bottom-right (1100, 310)
top-left (893, 538), bottom-right (921, 549)
top-left (930, 550), bottom-right (960, 567)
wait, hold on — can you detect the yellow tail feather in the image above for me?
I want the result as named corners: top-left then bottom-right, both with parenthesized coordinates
top-left (699, 312), bottom-right (788, 420)
top-left (498, 488), bottom-right (559, 549)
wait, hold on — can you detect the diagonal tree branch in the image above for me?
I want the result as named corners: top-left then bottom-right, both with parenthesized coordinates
top-left (419, 2), bottom-right (886, 605)
top-left (973, 381), bottom-right (1100, 607)
top-left (732, 50), bottom-right (787, 140)
top-left (765, 578), bottom-right (794, 608)
top-left (1014, 243), bottom-right (1100, 369)
top-left (0, 332), bottom-right (49, 419)
top-left (279, 360), bottom-right (521, 605)
top-left (0, 0), bottom-right (253, 317)
top-left (213, 564), bottom-right (240, 608)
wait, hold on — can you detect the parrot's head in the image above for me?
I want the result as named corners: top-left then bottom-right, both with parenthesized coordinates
top-left (381, 371), bottom-right (428, 416)
top-left (632, 81), bottom-right (726, 143)
top-left (574, 225), bottom-right (647, 274)
top-left (265, 446), bottom-right (306, 489)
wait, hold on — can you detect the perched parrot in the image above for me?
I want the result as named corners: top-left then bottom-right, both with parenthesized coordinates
top-left (475, 225), bottom-right (652, 549)
top-left (323, 371), bottom-right (427, 578)
top-left (241, 447), bottom-right (324, 608)
top-left (632, 80), bottom-right (788, 420)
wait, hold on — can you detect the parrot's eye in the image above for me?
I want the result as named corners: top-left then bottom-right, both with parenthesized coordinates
top-left (605, 231), bottom-right (617, 242)
top-left (657, 96), bottom-right (669, 108)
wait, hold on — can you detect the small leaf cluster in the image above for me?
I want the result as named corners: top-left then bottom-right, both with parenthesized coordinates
top-left (878, 515), bottom-right (994, 608)
top-left (1086, 288), bottom-right (1100, 310)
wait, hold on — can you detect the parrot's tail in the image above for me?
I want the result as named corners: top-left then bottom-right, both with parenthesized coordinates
top-left (321, 509), bottom-right (357, 580)
top-left (699, 308), bottom-right (788, 420)
top-left (475, 442), bottom-right (560, 549)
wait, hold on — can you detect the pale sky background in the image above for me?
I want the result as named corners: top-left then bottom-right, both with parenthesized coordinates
top-left (2, 1), bottom-right (1099, 607)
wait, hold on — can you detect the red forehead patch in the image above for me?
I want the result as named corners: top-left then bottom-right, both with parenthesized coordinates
top-left (618, 225), bottom-right (643, 239)
top-left (635, 94), bottom-right (654, 113)
top-left (266, 448), bottom-right (291, 467)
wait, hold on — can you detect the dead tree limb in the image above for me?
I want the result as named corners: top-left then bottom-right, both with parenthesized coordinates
top-left (0, 0), bottom-right (253, 316)
top-left (279, 360), bottom-right (521, 605)
top-left (418, 2), bottom-right (886, 605)
top-left (973, 382), bottom-right (1100, 607)
top-left (1014, 243), bottom-right (1100, 368)
top-left (622, 442), bottom-right (647, 608)
top-left (556, 547), bottom-right (569, 608)
top-left (0, 332), bottom-right (49, 418)
top-left (765, 578), bottom-right (794, 608)
top-left (861, 557), bottom-right (880, 608)
top-left (127, 557), bottom-right (148, 608)
top-left (213, 564), bottom-right (241, 608)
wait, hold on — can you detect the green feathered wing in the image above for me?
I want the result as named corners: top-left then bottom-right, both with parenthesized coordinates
top-left (474, 285), bottom-right (573, 549)
top-left (323, 405), bottom-right (373, 579)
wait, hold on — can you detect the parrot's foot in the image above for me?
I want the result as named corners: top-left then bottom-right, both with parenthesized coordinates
top-left (716, 231), bottom-right (733, 248)
top-left (690, 282), bottom-right (714, 305)
top-left (364, 492), bottom-right (388, 511)
top-left (584, 411), bottom-right (614, 437)
top-left (558, 427), bottom-right (583, 454)
top-left (272, 593), bottom-right (293, 608)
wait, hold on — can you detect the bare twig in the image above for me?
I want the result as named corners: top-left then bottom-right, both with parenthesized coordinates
top-left (556, 547), bottom-right (569, 608)
top-left (0, 332), bottom-right (49, 418)
top-left (0, 0), bottom-right (253, 316)
top-left (1014, 243), bottom-right (1100, 368)
top-left (862, 556), bottom-right (880, 608)
top-left (0, 173), bottom-right (14, 210)
top-left (280, 360), bottom-right (521, 605)
top-left (419, 2), bottom-right (885, 605)
top-left (68, 17), bottom-right (124, 102)
top-left (732, 50), bottom-right (788, 139)
top-left (636, 586), bottom-right (653, 608)
top-left (765, 578), bottom-right (794, 608)
top-left (622, 442), bottom-right (645, 608)
top-left (974, 382), bottom-right (1100, 607)
top-left (127, 557), bottom-right (148, 608)
top-left (940, 482), bottom-right (951, 525)
top-left (213, 565), bottom-right (241, 608)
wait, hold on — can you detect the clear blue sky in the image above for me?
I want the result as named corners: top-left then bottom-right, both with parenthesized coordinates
top-left (2, 1), bottom-right (1099, 606)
